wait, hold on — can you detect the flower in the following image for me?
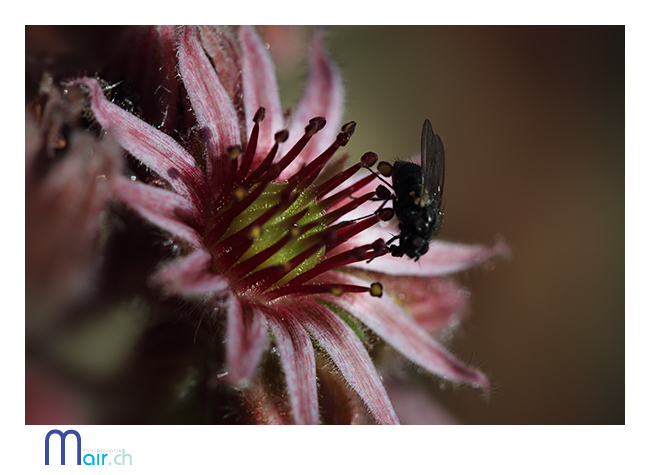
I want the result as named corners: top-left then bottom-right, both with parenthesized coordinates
top-left (26, 73), bottom-right (121, 329)
top-left (69, 26), bottom-right (507, 424)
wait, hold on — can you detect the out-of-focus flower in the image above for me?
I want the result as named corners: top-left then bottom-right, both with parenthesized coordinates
top-left (69, 25), bottom-right (507, 424)
top-left (26, 75), bottom-right (121, 329)
top-left (258, 26), bottom-right (311, 72)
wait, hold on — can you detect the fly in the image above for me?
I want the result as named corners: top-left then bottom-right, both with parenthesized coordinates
top-left (367, 119), bottom-right (445, 260)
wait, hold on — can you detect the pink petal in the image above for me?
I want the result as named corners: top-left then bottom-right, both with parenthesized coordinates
top-left (151, 249), bottom-right (230, 296)
top-left (349, 236), bottom-right (510, 276)
top-left (265, 309), bottom-right (319, 425)
top-left (280, 30), bottom-right (344, 180)
top-left (373, 274), bottom-right (469, 334)
top-left (178, 26), bottom-right (240, 193)
top-left (258, 26), bottom-right (309, 71)
top-left (289, 299), bottom-right (400, 424)
top-left (239, 26), bottom-right (284, 162)
top-left (114, 178), bottom-right (204, 248)
top-left (198, 26), bottom-right (244, 116)
top-left (68, 77), bottom-right (208, 209)
top-left (322, 272), bottom-right (491, 392)
top-left (225, 295), bottom-right (269, 384)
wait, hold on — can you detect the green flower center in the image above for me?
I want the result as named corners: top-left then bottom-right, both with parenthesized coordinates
top-left (221, 182), bottom-right (327, 287)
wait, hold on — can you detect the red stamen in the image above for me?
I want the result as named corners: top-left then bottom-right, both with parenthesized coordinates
top-left (265, 283), bottom-right (380, 301)
top-left (290, 122), bottom-right (356, 192)
top-left (205, 176), bottom-right (273, 245)
top-left (228, 230), bottom-right (292, 283)
top-left (227, 209), bottom-right (309, 282)
top-left (320, 191), bottom-right (375, 226)
top-left (234, 107), bottom-right (263, 186)
top-left (290, 140), bottom-right (342, 191)
top-left (320, 152), bottom-right (350, 181)
top-left (269, 117), bottom-right (326, 174)
top-left (275, 241), bottom-right (383, 290)
top-left (213, 146), bottom-right (241, 211)
top-left (318, 173), bottom-right (377, 211)
top-left (314, 161), bottom-right (363, 199)
top-left (242, 129), bottom-right (287, 189)
top-left (211, 192), bottom-right (299, 270)
top-left (237, 235), bottom-right (330, 294)
top-left (327, 214), bottom-right (383, 248)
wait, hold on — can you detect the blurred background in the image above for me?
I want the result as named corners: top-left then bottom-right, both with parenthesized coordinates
top-left (25, 26), bottom-right (624, 424)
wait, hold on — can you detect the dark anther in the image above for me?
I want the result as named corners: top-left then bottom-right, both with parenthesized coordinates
top-left (352, 247), bottom-right (368, 260)
top-left (375, 185), bottom-right (392, 200)
top-left (360, 152), bottom-right (378, 167)
top-left (341, 121), bottom-right (356, 135)
top-left (372, 239), bottom-right (385, 253)
top-left (377, 161), bottom-right (393, 177)
top-left (306, 117), bottom-right (326, 136)
top-left (336, 132), bottom-right (351, 147)
top-left (275, 129), bottom-right (289, 143)
top-left (313, 117), bottom-right (327, 131)
top-left (253, 107), bottom-right (266, 123)
top-left (378, 208), bottom-right (395, 221)
top-left (369, 282), bottom-right (383, 298)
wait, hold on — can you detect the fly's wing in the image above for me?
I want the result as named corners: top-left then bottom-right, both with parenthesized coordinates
top-left (420, 119), bottom-right (445, 208)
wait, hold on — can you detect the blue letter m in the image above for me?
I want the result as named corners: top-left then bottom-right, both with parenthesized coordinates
top-left (45, 430), bottom-right (81, 465)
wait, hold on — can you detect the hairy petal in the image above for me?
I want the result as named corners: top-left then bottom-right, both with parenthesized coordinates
top-left (281, 30), bottom-right (344, 179)
top-left (348, 234), bottom-right (510, 276)
top-left (68, 77), bottom-right (208, 210)
top-left (367, 273), bottom-right (469, 333)
top-left (198, 26), bottom-right (244, 120)
top-left (239, 26), bottom-right (284, 162)
top-left (178, 26), bottom-right (240, 193)
top-left (151, 249), bottom-right (230, 296)
top-left (265, 310), bottom-right (319, 425)
top-left (114, 178), bottom-right (204, 248)
top-left (323, 272), bottom-right (490, 392)
top-left (226, 296), bottom-right (269, 385)
top-left (289, 299), bottom-right (400, 424)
